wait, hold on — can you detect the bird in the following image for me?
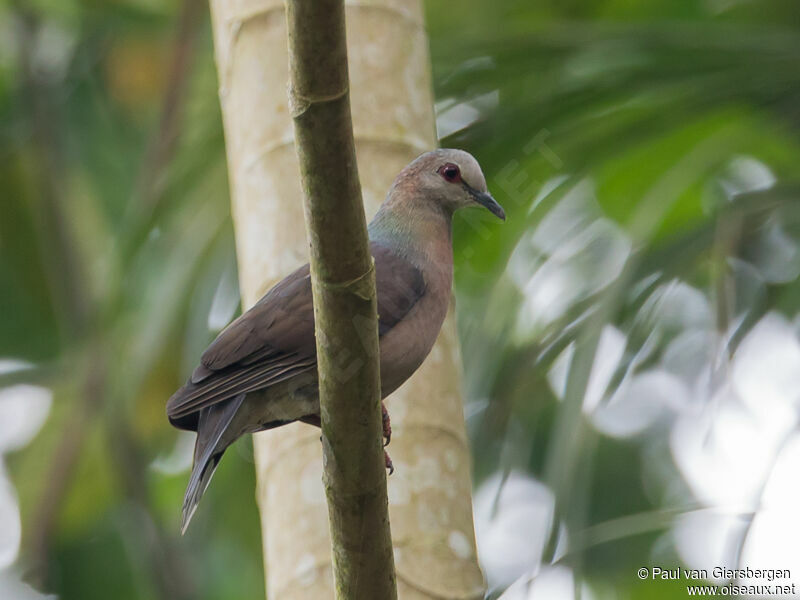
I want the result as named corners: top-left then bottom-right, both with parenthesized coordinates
top-left (167, 148), bottom-right (505, 532)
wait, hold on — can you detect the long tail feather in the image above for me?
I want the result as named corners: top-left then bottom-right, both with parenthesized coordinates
top-left (180, 394), bottom-right (245, 534)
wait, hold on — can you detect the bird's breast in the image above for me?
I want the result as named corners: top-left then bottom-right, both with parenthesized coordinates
top-left (378, 261), bottom-right (452, 397)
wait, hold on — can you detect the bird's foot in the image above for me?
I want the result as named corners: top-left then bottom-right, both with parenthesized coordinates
top-left (382, 402), bottom-right (391, 447)
top-left (384, 450), bottom-right (394, 475)
top-left (382, 403), bottom-right (394, 473)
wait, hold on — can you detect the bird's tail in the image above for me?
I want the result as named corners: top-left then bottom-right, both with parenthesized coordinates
top-left (181, 394), bottom-right (245, 534)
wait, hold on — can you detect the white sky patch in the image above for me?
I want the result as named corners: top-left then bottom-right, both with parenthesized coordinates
top-left (150, 430), bottom-right (195, 475)
top-left (436, 101), bottom-right (481, 140)
top-left (672, 509), bottom-right (749, 582)
top-left (664, 313), bottom-right (800, 587)
top-left (671, 386), bottom-right (794, 509)
top-left (592, 369), bottom-right (689, 438)
top-left (739, 433), bottom-right (800, 589)
top-left (435, 90), bottom-right (499, 139)
top-left (753, 221), bottom-right (800, 284)
top-left (732, 312), bottom-right (800, 413)
top-left (639, 280), bottom-right (713, 332)
top-left (0, 569), bottom-right (55, 600)
top-left (0, 375), bottom-right (53, 599)
top-left (719, 155), bottom-right (776, 199)
top-left (529, 175), bottom-right (570, 215)
top-left (547, 325), bottom-right (626, 414)
top-left (0, 467), bottom-right (20, 570)
top-left (662, 329), bottom-right (717, 386)
top-left (207, 261), bottom-right (240, 332)
top-left (514, 218), bottom-right (630, 337)
top-left (499, 565), bottom-right (596, 600)
top-left (473, 472), bottom-right (555, 591)
top-left (0, 360), bottom-right (34, 376)
top-left (0, 386), bottom-right (52, 454)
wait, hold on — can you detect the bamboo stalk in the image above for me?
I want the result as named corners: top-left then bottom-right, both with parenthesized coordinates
top-left (285, 0), bottom-right (396, 597)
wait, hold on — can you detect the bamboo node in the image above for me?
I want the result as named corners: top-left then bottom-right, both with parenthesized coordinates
top-left (288, 82), bottom-right (349, 118)
top-left (317, 259), bottom-right (375, 301)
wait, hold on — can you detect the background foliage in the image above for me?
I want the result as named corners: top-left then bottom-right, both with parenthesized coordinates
top-left (1, 0), bottom-right (799, 598)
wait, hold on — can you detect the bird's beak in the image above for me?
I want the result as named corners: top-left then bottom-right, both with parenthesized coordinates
top-left (465, 183), bottom-right (506, 221)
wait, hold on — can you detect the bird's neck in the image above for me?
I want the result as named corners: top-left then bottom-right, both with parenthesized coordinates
top-left (368, 199), bottom-right (453, 267)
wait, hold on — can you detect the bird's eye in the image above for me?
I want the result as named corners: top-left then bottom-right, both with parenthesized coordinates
top-left (438, 163), bottom-right (461, 183)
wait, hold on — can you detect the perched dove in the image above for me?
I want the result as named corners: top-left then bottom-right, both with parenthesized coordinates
top-left (167, 148), bottom-right (504, 531)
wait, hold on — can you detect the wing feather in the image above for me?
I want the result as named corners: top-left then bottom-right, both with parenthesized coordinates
top-left (167, 242), bottom-right (426, 430)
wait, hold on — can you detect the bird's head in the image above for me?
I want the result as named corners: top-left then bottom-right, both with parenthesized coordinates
top-left (396, 149), bottom-right (505, 221)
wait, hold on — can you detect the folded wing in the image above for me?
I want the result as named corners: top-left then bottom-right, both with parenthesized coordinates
top-left (166, 242), bottom-right (426, 430)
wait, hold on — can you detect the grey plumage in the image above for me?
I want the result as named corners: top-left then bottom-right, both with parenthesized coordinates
top-left (167, 149), bottom-right (504, 531)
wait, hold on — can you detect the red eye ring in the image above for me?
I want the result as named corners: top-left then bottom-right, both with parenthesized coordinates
top-left (438, 163), bottom-right (461, 183)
